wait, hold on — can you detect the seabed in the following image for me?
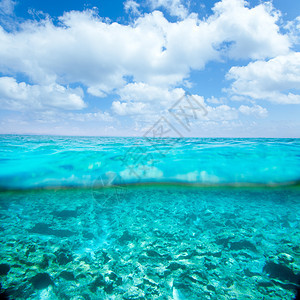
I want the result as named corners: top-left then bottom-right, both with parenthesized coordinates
top-left (0, 184), bottom-right (300, 299)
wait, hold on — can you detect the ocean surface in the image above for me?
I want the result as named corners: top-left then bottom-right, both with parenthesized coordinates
top-left (0, 135), bottom-right (299, 299)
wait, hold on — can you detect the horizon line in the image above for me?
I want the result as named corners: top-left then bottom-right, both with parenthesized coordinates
top-left (0, 133), bottom-right (300, 139)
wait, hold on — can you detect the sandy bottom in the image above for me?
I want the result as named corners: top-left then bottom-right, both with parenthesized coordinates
top-left (0, 185), bottom-right (299, 299)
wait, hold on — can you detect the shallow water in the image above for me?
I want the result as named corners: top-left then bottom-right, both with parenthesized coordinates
top-left (1, 136), bottom-right (300, 189)
top-left (0, 185), bottom-right (300, 299)
top-left (0, 136), bottom-right (300, 299)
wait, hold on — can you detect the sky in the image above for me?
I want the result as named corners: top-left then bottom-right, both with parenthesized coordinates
top-left (0, 0), bottom-right (299, 137)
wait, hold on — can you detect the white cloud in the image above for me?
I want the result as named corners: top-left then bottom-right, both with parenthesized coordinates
top-left (210, 0), bottom-right (290, 60)
top-left (239, 104), bottom-right (268, 118)
top-left (113, 86), bottom-right (240, 133)
top-left (5, 109), bottom-right (114, 131)
top-left (0, 0), bottom-right (297, 138)
top-left (112, 84), bottom-right (189, 128)
top-left (0, 0), bottom-right (16, 15)
top-left (0, 77), bottom-right (85, 110)
top-left (204, 104), bottom-right (238, 121)
top-left (86, 86), bottom-right (107, 98)
top-left (227, 52), bottom-right (300, 104)
top-left (115, 84), bottom-right (207, 122)
top-left (0, 0), bottom-right (291, 98)
top-left (285, 16), bottom-right (300, 45)
top-left (114, 83), bottom-right (240, 124)
top-left (147, 0), bottom-right (188, 19)
top-left (67, 111), bottom-right (113, 122)
top-left (124, 0), bottom-right (141, 16)
top-left (112, 101), bottom-right (148, 115)
top-left (206, 96), bottom-right (224, 104)
top-left (119, 82), bottom-right (184, 105)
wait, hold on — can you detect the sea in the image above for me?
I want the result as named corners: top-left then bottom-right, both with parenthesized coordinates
top-left (0, 135), bottom-right (299, 299)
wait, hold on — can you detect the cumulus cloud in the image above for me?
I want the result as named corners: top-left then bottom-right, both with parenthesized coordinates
top-left (67, 111), bottom-right (113, 122)
top-left (113, 84), bottom-right (239, 126)
top-left (210, 0), bottom-right (290, 60)
top-left (112, 101), bottom-right (148, 115)
top-left (239, 104), bottom-right (268, 118)
top-left (112, 82), bottom-right (265, 127)
top-left (147, 0), bottom-right (188, 19)
top-left (0, 0), bottom-right (291, 98)
top-left (119, 82), bottom-right (184, 105)
top-left (113, 84), bottom-right (195, 127)
top-left (0, 0), bottom-right (297, 137)
top-left (206, 96), bottom-right (224, 104)
top-left (204, 104), bottom-right (238, 121)
top-left (227, 52), bottom-right (300, 104)
top-left (285, 16), bottom-right (300, 45)
top-left (124, 0), bottom-right (141, 16)
top-left (0, 77), bottom-right (85, 110)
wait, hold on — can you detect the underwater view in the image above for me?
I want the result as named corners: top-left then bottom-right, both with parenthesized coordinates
top-left (0, 135), bottom-right (300, 299)
top-left (1, 0), bottom-right (300, 298)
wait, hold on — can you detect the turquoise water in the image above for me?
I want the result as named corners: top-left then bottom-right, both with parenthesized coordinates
top-left (0, 135), bottom-right (299, 299)
top-left (1, 135), bottom-right (300, 189)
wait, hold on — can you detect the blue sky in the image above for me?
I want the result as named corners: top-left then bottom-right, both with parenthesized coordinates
top-left (0, 0), bottom-right (299, 137)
